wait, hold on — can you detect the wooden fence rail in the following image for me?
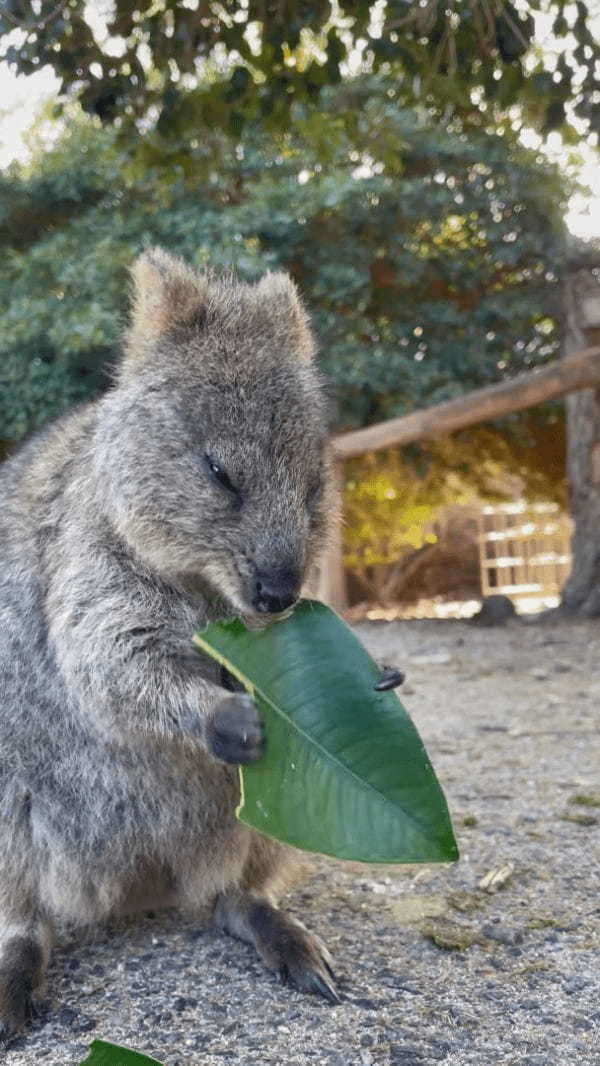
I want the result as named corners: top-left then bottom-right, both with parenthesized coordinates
top-left (333, 346), bottom-right (600, 459)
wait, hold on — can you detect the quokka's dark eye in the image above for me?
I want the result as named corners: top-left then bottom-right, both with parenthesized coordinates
top-left (204, 454), bottom-right (238, 495)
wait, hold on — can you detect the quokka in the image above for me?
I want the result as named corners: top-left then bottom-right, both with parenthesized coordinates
top-left (0, 248), bottom-right (339, 1039)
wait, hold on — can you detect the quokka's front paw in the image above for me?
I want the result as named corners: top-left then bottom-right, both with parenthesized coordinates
top-left (206, 692), bottom-right (265, 765)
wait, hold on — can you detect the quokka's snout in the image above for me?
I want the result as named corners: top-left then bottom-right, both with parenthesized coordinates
top-left (250, 566), bottom-right (302, 615)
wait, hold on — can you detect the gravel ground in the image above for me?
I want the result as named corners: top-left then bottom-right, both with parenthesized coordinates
top-left (4, 616), bottom-right (600, 1066)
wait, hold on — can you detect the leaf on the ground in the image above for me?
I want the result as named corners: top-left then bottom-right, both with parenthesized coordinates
top-left (79, 1041), bottom-right (164, 1065)
top-left (448, 890), bottom-right (486, 913)
top-left (568, 792), bottom-right (600, 808)
top-left (194, 600), bottom-right (458, 864)
top-left (561, 811), bottom-right (598, 826)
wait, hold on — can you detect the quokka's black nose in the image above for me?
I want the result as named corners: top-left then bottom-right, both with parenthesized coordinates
top-left (252, 570), bottom-right (300, 614)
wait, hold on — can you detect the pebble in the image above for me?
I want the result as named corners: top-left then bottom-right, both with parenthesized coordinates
top-left (75, 1017), bottom-right (97, 1033)
top-left (389, 1048), bottom-right (424, 1064)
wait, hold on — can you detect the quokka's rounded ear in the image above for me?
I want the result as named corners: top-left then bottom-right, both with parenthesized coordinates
top-left (255, 272), bottom-right (316, 363)
top-left (124, 247), bottom-right (207, 360)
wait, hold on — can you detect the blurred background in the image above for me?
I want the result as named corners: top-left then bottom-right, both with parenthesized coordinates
top-left (2, 0), bottom-right (600, 621)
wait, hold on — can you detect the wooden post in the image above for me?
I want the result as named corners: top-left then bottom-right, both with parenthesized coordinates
top-left (560, 272), bottom-right (600, 615)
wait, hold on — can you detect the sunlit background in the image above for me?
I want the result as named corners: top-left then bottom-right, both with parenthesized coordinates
top-left (1, 2), bottom-right (599, 621)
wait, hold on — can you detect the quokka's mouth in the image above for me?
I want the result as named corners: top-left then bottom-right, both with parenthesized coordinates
top-left (242, 603), bottom-right (297, 630)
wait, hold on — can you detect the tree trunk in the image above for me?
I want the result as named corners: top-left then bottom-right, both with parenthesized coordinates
top-left (561, 271), bottom-right (600, 616)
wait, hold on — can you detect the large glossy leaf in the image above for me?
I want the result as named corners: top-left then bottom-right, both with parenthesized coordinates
top-left (194, 600), bottom-right (458, 864)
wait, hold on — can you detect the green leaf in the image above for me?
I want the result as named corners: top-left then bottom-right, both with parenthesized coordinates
top-left (193, 601), bottom-right (458, 864)
top-left (79, 1040), bottom-right (164, 1065)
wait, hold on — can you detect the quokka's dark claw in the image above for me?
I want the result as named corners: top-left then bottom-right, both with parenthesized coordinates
top-left (374, 666), bottom-right (406, 691)
top-left (310, 972), bottom-right (341, 1005)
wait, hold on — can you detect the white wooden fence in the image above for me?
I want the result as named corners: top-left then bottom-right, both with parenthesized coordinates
top-left (477, 501), bottom-right (572, 606)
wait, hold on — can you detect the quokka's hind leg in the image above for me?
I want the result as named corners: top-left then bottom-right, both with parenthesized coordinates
top-left (0, 917), bottom-right (53, 1042)
top-left (0, 829), bottom-right (53, 1040)
top-left (214, 834), bottom-right (340, 1004)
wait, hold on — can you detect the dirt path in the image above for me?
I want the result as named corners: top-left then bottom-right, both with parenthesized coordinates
top-left (5, 617), bottom-right (600, 1066)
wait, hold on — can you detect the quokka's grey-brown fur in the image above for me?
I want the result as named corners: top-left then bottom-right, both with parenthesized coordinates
top-left (0, 249), bottom-right (338, 1040)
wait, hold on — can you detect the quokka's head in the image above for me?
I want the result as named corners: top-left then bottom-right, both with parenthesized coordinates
top-left (94, 247), bottom-right (335, 620)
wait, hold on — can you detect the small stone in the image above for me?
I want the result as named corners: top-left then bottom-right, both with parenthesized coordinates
top-left (173, 996), bottom-right (187, 1012)
top-left (563, 976), bottom-right (590, 994)
top-left (481, 924), bottom-right (523, 946)
top-left (57, 1006), bottom-right (79, 1027)
top-left (471, 594), bottom-right (516, 627)
top-left (517, 993), bottom-right (541, 1010)
top-left (75, 1016), bottom-right (97, 1033)
top-left (390, 1046), bottom-right (424, 1064)
top-left (352, 998), bottom-right (380, 1011)
top-left (420, 917), bottom-right (491, 951)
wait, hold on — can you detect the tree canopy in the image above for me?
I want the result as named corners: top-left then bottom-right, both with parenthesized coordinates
top-left (2, 0), bottom-right (599, 153)
top-left (0, 78), bottom-right (569, 447)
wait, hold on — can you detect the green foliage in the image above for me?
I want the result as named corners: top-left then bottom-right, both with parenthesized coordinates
top-left (2, 1), bottom-right (599, 147)
top-left (0, 84), bottom-right (570, 447)
top-left (195, 600), bottom-right (458, 862)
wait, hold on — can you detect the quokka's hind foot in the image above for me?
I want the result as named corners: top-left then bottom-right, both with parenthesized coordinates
top-left (0, 932), bottom-right (49, 1043)
top-left (215, 890), bottom-right (340, 1004)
